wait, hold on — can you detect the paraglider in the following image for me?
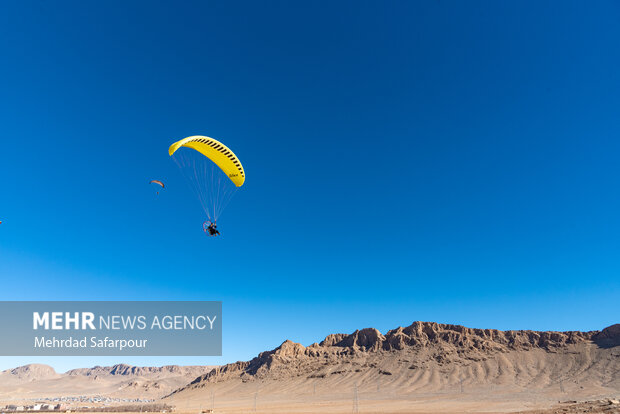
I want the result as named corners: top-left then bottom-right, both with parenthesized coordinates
top-left (169, 135), bottom-right (245, 235)
top-left (203, 220), bottom-right (220, 236)
top-left (150, 180), bottom-right (165, 195)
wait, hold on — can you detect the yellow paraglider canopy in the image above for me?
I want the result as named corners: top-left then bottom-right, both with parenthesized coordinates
top-left (169, 136), bottom-right (245, 187)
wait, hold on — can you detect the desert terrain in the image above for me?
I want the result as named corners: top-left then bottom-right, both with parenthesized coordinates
top-left (1, 322), bottom-right (618, 413)
top-left (0, 364), bottom-right (214, 403)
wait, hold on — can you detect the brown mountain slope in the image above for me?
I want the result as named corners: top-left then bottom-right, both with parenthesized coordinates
top-left (0, 364), bottom-right (60, 383)
top-left (166, 322), bottom-right (619, 414)
top-left (0, 364), bottom-right (215, 401)
top-left (66, 363), bottom-right (211, 379)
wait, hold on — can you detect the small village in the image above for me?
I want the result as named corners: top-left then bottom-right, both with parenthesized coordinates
top-left (1, 404), bottom-right (63, 412)
top-left (1, 397), bottom-right (157, 413)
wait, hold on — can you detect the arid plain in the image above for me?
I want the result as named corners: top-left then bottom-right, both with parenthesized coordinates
top-left (1, 322), bottom-right (618, 413)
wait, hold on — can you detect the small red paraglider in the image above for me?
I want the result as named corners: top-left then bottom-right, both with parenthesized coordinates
top-left (150, 180), bottom-right (165, 195)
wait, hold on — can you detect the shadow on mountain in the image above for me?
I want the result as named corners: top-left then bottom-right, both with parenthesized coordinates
top-left (592, 324), bottom-right (620, 348)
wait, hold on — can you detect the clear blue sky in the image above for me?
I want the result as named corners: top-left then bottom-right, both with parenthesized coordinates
top-left (1, 1), bottom-right (619, 372)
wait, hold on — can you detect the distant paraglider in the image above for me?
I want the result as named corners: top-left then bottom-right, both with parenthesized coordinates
top-left (203, 220), bottom-right (220, 236)
top-left (169, 135), bottom-right (245, 235)
top-left (150, 179), bottom-right (165, 195)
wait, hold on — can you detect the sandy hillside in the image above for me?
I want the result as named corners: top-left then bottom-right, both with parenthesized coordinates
top-left (165, 322), bottom-right (620, 413)
top-left (0, 322), bottom-right (617, 413)
top-left (0, 364), bottom-right (60, 383)
top-left (0, 363), bottom-right (215, 402)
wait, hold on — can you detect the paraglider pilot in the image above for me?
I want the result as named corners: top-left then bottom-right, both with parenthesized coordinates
top-left (203, 220), bottom-right (220, 236)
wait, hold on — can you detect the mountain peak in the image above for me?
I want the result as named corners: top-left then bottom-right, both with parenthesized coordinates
top-left (1, 364), bottom-right (58, 382)
top-left (169, 320), bottom-right (606, 396)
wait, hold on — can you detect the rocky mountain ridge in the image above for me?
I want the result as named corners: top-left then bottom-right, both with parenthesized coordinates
top-left (0, 364), bottom-right (60, 381)
top-left (172, 321), bottom-right (619, 394)
top-left (66, 363), bottom-right (211, 378)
